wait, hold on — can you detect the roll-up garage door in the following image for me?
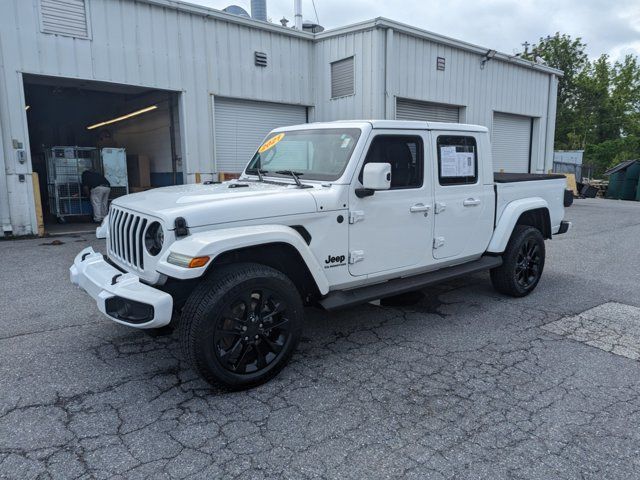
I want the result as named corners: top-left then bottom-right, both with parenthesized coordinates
top-left (214, 97), bottom-right (307, 174)
top-left (491, 112), bottom-right (532, 173)
top-left (396, 98), bottom-right (460, 123)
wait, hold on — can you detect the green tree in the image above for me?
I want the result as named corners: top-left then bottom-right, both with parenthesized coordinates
top-left (521, 34), bottom-right (640, 176)
top-left (522, 33), bottom-right (589, 149)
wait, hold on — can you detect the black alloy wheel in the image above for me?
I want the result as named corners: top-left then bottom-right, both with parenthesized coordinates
top-left (180, 263), bottom-right (303, 389)
top-left (514, 239), bottom-right (542, 289)
top-left (214, 289), bottom-right (293, 374)
top-left (490, 225), bottom-right (546, 297)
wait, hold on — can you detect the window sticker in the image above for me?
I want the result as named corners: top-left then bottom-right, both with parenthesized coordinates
top-left (259, 133), bottom-right (285, 153)
top-left (440, 146), bottom-right (474, 177)
top-left (340, 137), bottom-right (352, 149)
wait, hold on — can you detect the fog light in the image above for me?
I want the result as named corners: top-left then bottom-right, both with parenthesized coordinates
top-left (167, 252), bottom-right (210, 268)
top-left (105, 297), bottom-right (154, 324)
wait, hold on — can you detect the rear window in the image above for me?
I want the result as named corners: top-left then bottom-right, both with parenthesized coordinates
top-left (437, 136), bottom-right (478, 185)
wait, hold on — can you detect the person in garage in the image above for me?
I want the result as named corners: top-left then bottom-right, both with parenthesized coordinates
top-left (81, 168), bottom-right (111, 224)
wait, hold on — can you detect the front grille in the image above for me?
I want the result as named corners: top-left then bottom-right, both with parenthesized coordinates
top-left (108, 206), bottom-right (149, 272)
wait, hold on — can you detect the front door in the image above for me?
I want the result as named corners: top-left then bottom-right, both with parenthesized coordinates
top-left (431, 132), bottom-right (494, 260)
top-left (348, 132), bottom-right (434, 276)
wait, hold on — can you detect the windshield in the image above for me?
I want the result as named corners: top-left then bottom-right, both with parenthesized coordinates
top-left (245, 128), bottom-right (361, 181)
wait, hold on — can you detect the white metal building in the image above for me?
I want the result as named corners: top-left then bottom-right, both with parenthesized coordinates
top-left (0, 0), bottom-right (561, 236)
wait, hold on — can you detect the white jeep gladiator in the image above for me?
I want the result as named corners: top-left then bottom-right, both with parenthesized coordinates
top-left (71, 120), bottom-right (571, 389)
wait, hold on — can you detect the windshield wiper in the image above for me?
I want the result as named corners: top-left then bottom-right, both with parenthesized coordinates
top-left (246, 168), bottom-right (268, 182)
top-left (275, 170), bottom-right (307, 188)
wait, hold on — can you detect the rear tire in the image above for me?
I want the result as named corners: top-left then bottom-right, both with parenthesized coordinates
top-left (490, 225), bottom-right (545, 297)
top-left (180, 263), bottom-right (303, 390)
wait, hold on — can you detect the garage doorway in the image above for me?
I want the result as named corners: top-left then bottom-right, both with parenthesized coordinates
top-left (214, 97), bottom-right (308, 176)
top-left (23, 74), bottom-right (183, 232)
top-left (492, 112), bottom-right (533, 173)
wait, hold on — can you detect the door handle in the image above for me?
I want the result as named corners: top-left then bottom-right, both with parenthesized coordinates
top-left (410, 203), bottom-right (431, 213)
top-left (463, 198), bottom-right (481, 207)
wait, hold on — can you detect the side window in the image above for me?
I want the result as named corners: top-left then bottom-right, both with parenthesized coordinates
top-left (360, 135), bottom-right (423, 189)
top-left (437, 136), bottom-right (478, 185)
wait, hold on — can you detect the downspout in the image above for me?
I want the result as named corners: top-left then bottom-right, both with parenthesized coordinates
top-left (543, 74), bottom-right (558, 173)
top-left (0, 38), bottom-right (13, 233)
top-left (168, 93), bottom-right (178, 185)
top-left (384, 27), bottom-right (394, 119)
top-left (0, 115), bottom-right (12, 233)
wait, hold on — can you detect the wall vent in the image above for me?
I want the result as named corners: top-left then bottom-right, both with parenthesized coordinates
top-left (40, 0), bottom-right (90, 38)
top-left (254, 51), bottom-right (268, 67)
top-left (331, 57), bottom-right (355, 98)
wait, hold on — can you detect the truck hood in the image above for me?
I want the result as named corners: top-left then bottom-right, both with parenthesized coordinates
top-left (112, 181), bottom-right (318, 228)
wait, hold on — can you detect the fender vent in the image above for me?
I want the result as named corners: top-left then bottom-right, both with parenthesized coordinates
top-left (290, 225), bottom-right (312, 245)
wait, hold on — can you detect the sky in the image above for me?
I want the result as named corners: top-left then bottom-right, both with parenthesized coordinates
top-left (189, 0), bottom-right (640, 62)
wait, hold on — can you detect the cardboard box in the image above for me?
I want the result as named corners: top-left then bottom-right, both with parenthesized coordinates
top-left (127, 154), bottom-right (151, 188)
top-left (129, 186), bottom-right (153, 193)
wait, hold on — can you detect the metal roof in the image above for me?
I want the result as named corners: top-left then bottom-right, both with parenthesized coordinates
top-left (136, 1), bottom-right (563, 77)
top-left (605, 160), bottom-right (640, 176)
top-left (317, 18), bottom-right (563, 76)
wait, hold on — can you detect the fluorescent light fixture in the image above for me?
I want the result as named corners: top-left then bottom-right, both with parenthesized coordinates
top-left (86, 105), bottom-right (158, 130)
top-left (25, 105), bottom-right (30, 111)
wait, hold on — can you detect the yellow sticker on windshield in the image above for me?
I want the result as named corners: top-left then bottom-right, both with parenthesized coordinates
top-left (258, 133), bottom-right (285, 153)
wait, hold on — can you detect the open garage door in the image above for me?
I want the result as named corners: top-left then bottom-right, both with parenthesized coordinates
top-left (492, 112), bottom-right (532, 173)
top-left (396, 98), bottom-right (460, 123)
top-left (214, 97), bottom-right (307, 175)
top-left (23, 74), bottom-right (183, 232)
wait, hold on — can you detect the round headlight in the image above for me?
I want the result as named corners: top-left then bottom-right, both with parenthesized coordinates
top-left (145, 222), bottom-right (164, 256)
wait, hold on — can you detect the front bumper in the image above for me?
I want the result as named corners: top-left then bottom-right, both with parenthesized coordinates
top-left (69, 247), bottom-right (173, 328)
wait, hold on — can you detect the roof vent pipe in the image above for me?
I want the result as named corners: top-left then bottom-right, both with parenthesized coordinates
top-left (294, 0), bottom-right (303, 29)
top-left (251, 0), bottom-right (267, 21)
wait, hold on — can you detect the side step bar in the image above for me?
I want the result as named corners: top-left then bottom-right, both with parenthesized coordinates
top-left (319, 255), bottom-right (502, 311)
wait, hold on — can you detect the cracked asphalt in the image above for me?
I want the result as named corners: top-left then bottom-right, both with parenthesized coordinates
top-left (1, 198), bottom-right (640, 479)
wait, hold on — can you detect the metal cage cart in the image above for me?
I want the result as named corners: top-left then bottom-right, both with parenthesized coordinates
top-left (46, 147), bottom-right (101, 223)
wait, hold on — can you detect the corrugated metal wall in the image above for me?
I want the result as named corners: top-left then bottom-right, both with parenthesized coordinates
top-left (387, 31), bottom-right (553, 174)
top-left (0, 0), bottom-right (315, 234)
top-left (390, 32), bottom-right (551, 125)
top-left (314, 28), bottom-right (386, 121)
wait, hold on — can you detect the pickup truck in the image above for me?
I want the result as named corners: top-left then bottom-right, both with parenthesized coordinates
top-left (70, 120), bottom-right (571, 389)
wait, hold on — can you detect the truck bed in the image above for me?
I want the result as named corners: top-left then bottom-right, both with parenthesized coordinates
top-left (494, 173), bottom-right (567, 235)
top-left (494, 172), bottom-right (566, 183)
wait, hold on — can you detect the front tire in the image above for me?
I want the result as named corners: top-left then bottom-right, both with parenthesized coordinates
top-left (490, 225), bottom-right (545, 297)
top-left (180, 263), bottom-right (303, 389)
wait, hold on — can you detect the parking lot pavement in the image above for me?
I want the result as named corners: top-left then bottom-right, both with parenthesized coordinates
top-left (1, 198), bottom-right (640, 479)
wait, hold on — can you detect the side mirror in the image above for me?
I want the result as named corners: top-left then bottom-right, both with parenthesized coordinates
top-left (363, 162), bottom-right (391, 190)
top-left (356, 163), bottom-right (392, 198)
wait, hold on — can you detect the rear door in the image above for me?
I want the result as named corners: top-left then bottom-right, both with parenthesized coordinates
top-left (431, 132), bottom-right (494, 260)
